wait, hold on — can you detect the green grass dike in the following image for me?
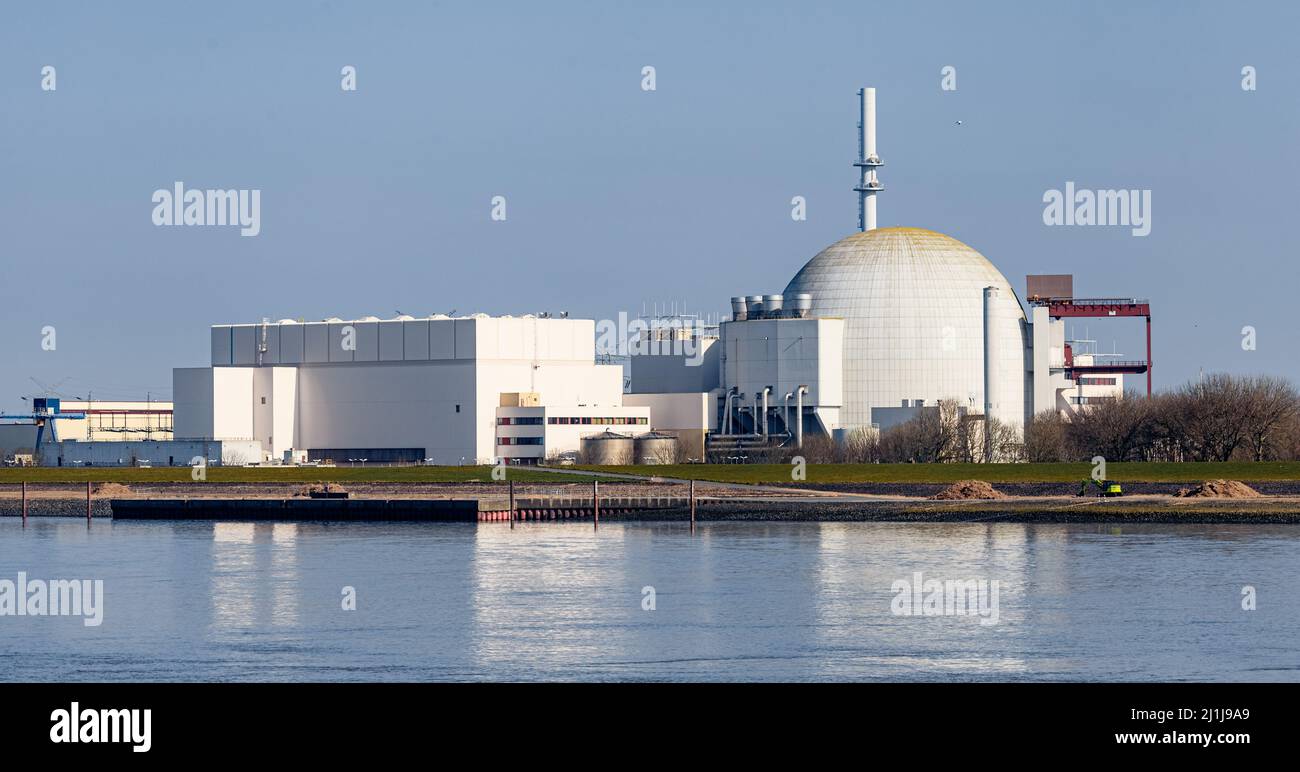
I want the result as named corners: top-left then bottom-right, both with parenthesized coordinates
top-left (566, 461), bottom-right (1300, 484)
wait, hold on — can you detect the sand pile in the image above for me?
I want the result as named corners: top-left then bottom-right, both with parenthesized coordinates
top-left (93, 482), bottom-right (132, 496)
top-left (1174, 480), bottom-right (1262, 498)
top-left (930, 480), bottom-right (1007, 500)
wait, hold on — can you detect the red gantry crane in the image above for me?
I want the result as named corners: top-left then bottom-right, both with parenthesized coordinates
top-left (1029, 295), bottom-right (1153, 396)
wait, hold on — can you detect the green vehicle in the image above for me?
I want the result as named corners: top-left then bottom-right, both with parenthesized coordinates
top-left (1078, 478), bottom-right (1124, 497)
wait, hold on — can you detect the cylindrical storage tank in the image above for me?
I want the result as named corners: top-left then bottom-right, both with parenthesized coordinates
top-left (730, 296), bottom-right (748, 321)
top-left (633, 432), bottom-right (679, 465)
top-left (792, 293), bottom-right (813, 318)
top-left (580, 430), bottom-right (635, 465)
top-left (762, 294), bottom-right (784, 316)
top-left (747, 295), bottom-right (764, 319)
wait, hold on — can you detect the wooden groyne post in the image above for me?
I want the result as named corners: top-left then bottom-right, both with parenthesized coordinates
top-left (21, 481), bottom-right (27, 526)
top-left (689, 478), bottom-right (695, 532)
top-left (509, 480), bottom-right (515, 529)
top-left (593, 480), bottom-right (599, 529)
top-left (86, 481), bottom-right (93, 523)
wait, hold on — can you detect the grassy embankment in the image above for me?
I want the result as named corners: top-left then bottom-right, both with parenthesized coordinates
top-left (0, 466), bottom-right (578, 484)
top-left (3, 461), bottom-right (1300, 485)
top-left (567, 462), bottom-right (1300, 484)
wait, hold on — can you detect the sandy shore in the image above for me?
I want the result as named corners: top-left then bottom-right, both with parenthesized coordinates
top-left (6, 480), bottom-right (1300, 522)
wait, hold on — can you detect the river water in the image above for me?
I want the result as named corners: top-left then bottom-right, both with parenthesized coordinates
top-left (1, 519), bottom-right (1296, 682)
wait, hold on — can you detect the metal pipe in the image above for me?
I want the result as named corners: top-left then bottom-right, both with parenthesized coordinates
top-left (723, 389), bottom-right (735, 435)
top-left (793, 391), bottom-right (802, 448)
top-left (983, 287), bottom-right (1000, 462)
top-left (1146, 315), bottom-right (1153, 397)
top-left (760, 387), bottom-right (771, 436)
top-left (783, 392), bottom-right (793, 436)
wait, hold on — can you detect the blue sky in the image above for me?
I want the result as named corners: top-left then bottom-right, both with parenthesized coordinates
top-left (1, 0), bottom-right (1297, 408)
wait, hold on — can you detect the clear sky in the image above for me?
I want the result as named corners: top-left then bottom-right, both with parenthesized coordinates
top-left (1, 0), bottom-right (1296, 409)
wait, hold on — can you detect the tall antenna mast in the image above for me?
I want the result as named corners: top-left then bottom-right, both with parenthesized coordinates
top-left (853, 87), bottom-right (884, 231)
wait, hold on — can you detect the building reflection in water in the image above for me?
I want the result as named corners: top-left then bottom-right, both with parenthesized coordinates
top-left (208, 522), bottom-right (300, 632)
top-left (813, 522), bottom-right (1044, 677)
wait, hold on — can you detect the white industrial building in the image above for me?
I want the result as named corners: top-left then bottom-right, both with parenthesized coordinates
top-left (172, 315), bottom-right (650, 465)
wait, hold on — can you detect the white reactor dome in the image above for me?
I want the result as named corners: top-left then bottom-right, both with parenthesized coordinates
top-left (782, 226), bottom-right (1027, 430)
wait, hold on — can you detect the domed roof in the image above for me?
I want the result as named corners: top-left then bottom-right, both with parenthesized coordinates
top-left (782, 226), bottom-right (1027, 429)
top-left (784, 227), bottom-right (1020, 308)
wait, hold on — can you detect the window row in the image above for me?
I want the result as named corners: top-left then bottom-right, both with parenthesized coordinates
top-left (547, 416), bottom-right (648, 425)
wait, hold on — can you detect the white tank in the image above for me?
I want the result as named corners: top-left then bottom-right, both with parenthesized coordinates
top-left (633, 432), bottom-right (679, 465)
top-left (579, 430), bottom-right (634, 465)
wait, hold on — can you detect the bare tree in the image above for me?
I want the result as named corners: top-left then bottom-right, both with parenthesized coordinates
top-left (879, 400), bottom-right (962, 463)
top-left (1065, 391), bottom-right (1153, 461)
top-left (1240, 375), bottom-right (1299, 461)
top-left (1024, 410), bottom-right (1069, 462)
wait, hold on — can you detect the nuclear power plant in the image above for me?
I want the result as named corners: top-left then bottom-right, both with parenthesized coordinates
top-left (9, 87), bottom-right (1152, 467)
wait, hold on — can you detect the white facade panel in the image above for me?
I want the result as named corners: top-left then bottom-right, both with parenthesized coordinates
top-left (280, 323), bottom-right (305, 364)
top-left (353, 321), bottom-right (379, 362)
top-left (454, 320), bottom-right (476, 360)
top-left (430, 320), bottom-right (455, 359)
top-left (231, 325), bottom-right (257, 365)
top-left (212, 367), bottom-right (254, 440)
top-left (403, 320), bottom-right (430, 361)
top-left (304, 323), bottom-right (329, 363)
top-left (379, 321), bottom-right (405, 361)
top-left (211, 326), bottom-right (232, 365)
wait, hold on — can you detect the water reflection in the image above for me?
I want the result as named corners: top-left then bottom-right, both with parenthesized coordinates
top-left (209, 522), bottom-right (300, 633)
top-left (3, 519), bottom-right (1296, 681)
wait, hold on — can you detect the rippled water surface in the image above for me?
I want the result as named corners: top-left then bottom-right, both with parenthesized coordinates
top-left (1, 519), bottom-right (1297, 681)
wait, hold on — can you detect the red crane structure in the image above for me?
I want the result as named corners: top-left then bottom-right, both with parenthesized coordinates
top-left (1031, 297), bottom-right (1153, 396)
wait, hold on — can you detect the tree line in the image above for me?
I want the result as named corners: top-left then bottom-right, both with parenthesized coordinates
top-left (788, 373), bottom-right (1300, 464)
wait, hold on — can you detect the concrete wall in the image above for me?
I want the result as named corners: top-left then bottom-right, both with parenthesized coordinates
top-left (719, 317), bottom-right (845, 434)
top-left (212, 317), bottom-right (596, 366)
top-left (173, 367), bottom-right (216, 439)
top-left (628, 339), bottom-right (720, 393)
top-left (0, 424), bottom-right (38, 458)
top-left (623, 392), bottom-right (715, 460)
top-left (52, 439), bottom-right (261, 467)
top-left (294, 360), bottom-right (478, 464)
